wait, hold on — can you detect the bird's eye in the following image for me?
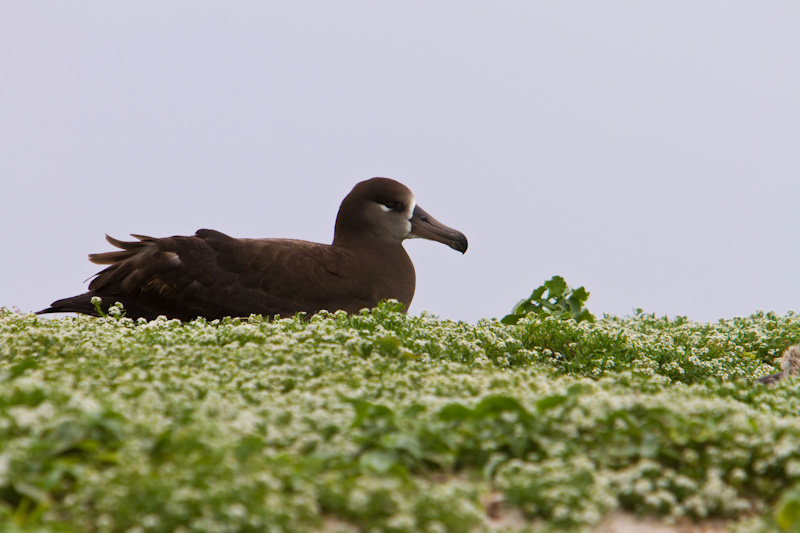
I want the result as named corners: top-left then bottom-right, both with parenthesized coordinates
top-left (381, 201), bottom-right (401, 211)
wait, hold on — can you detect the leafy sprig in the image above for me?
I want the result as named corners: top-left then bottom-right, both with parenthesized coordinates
top-left (502, 275), bottom-right (595, 325)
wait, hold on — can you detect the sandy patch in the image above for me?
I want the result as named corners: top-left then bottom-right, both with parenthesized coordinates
top-left (483, 491), bottom-right (731, 532)
top-left (593, 512), bottom-right (729, 533)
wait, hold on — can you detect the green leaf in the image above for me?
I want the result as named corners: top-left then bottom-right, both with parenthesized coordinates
top-left (4, 359), bottom-right (38, 381)
top-left (473, 395), bottom-right (527, 417)
top-left (359, 450), bottom-right (399, 474)
top-left (544, 275), bottom-right (567, 297)
top-left (535, 394), bottom-right (567, 412)
top-left (438, 404), bottom-right (473, 421)
top-left (501, 275), bottom-right (595, 325)
top-left (777, 486), bottom-right (800, 531)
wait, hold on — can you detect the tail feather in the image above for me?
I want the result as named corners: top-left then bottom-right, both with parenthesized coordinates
top-left (89, 250), bottom-right (136, 265)
top-left (37, 293), bottom-right (161, 320)
top-left (89, 234), bottom-right (155, 265)
top-left (37, 293), bottom-right (102, 316)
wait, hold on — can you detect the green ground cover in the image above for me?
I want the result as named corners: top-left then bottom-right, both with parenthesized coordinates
top-left (1, 302), bottom-right (800, 532)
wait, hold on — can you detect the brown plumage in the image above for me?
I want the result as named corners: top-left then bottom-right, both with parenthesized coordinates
top-left (755, 345), bottom-right (800, 385)
top-left (38, 178), bottom-right (468, 321)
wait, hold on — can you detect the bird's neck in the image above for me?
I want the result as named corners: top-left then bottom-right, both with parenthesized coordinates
top-left (333, 237), bottom-right (416, 307)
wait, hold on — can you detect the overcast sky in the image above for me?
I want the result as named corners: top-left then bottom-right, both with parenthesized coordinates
top-left (2, 2), bottom-right (799, 324)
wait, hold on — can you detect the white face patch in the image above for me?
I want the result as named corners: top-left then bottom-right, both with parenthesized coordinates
top-left (371, 194), bottom-right (416, 241)
top-left (404, 198), bottom-right (416, 236)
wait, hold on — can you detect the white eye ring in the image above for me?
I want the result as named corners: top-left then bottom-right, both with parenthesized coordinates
top-left (379, 201), bottom-right (400, 212)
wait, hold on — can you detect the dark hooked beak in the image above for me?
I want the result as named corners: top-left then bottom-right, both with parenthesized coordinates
top-left (408, 205), bottom-right (468, 254)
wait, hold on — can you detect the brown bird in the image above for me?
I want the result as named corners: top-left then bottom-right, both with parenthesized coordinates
top-left (755, 345), bottom-right (800, 385)
top-left (38, 177), bottom-right (468, 321)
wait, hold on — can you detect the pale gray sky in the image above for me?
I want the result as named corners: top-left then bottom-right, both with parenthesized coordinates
top-left (2, 2), bottom-right (799, 323)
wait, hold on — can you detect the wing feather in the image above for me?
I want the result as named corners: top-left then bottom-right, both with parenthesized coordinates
top-left (84, 229), bottom-right (373, 320)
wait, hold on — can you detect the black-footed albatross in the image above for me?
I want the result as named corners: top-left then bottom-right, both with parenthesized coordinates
top-left (38, 177), bottom-right (468, 321)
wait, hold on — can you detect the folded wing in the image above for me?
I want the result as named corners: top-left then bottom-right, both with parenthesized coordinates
top-left (44, 229), bottom-right (372, 320)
